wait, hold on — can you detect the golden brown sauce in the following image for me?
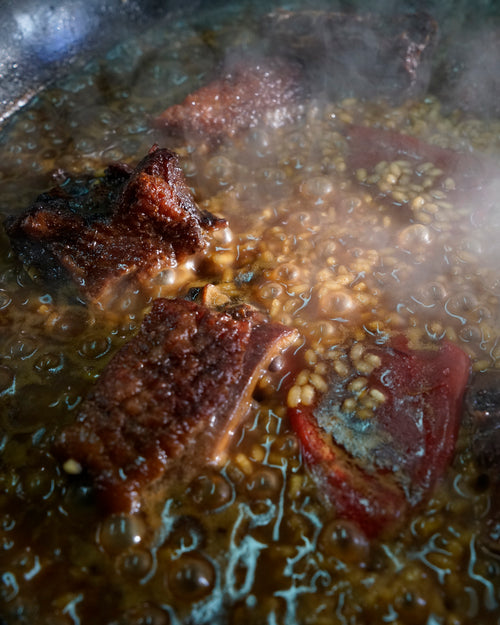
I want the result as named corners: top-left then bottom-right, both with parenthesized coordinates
top-left (1, 6), bottom-right (500, 625)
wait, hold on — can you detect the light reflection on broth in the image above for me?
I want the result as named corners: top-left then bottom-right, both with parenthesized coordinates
top-left (1, 4), bottom-right (500, 625)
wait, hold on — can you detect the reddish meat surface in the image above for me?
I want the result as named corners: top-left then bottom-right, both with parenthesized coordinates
top-left (290, 337), bottom-right (470, 537)
top-left (154, 58), bottom-right (303, 146)
top-left (6, 147), bottom-right (225, 308)
top-left (55, 298), bottom-right (298, 513)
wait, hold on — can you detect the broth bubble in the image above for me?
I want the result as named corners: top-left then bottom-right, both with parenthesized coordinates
top-left (319, 519), bottom-right (370, 565)
top-left (116, 547), bottom-right (154, 579)
top-left (398, 224), bottom-right (432, 252)
top-left (167, 552), bottom-right (215, 601)
top-left (98, 514), bottom-right (147, 554)
top-left (189, 471), bottom-right (232, 510)
top-left (245, 467), bottom-right (282, 500)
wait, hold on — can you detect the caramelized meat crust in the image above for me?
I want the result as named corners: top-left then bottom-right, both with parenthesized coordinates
top-left (55, 298), bottom-right (297, 513)
top-left (6, 147), bottom-right (225, 307)
top-left (154, 58), bottom-right (304, 145)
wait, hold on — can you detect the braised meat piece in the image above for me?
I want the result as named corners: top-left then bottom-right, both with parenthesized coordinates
top-left (154, 58), bottom-right (304, 146)
top-left (290, 337), bottom-right (470, 537)
top-left (55, 298), bottom-right (298, 513)
top-left (465, 371), bottom-right (500, 554)
top-left (264, 10), bottom-right (437, 100)
top-left (433, 27), bottom-right (500, 118)
top-left (345, 125), bottom-right (495, 192)
top-left (6, 147), bottom-right (225, 308)
top-left (344, 124), bottom-right (498, 224)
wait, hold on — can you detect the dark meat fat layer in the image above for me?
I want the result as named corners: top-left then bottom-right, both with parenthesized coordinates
top-left (55, 298), bottom-right (298, 513)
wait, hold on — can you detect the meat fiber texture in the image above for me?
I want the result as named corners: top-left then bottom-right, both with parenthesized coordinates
top-left (55, 298), bottom-right (298, 513)
top-left (5, 147), bottom-right (225, 309)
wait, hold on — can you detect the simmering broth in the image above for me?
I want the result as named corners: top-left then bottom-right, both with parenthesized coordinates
top-left (1, 3), bottom-right (500, 624)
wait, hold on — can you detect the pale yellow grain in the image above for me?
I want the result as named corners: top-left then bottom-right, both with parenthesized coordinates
top-left (356, 168), bottom-right (367, 182)
top-left (350, 342), bottom-right (365, 361)
top-left (251, 445), bottom-right (265, 463)
top-left (287, 385), bottom-right (301, 408)
top-left (364, 353), bottom-right (382, 369)
top-left (310, 373), bottom-right (328, 393)
top-left (235, 453), bottom-right (253, 476)
top-left (429, 167), bottom-right (443, 177)
top-left (301, 384), bottom-right (316, 406)
top-left (355, 360), bottom-right (376, 375)
top-left (288, 474), bottom-right (303, 498)
top-left (476, 359), bottom-right (493, 372)
top-left (369, 388), bottom-right (386, 403)
top-left (314, 362), bottom-right (328, 375)
top-left (296, 370), bottom-right (310, 386)
top-left (416, 161), bottom-right (434, 174)
top-left (392, 190), bottom-right (408, 203)
top-left (270, 299), bottom-right (282, 318)
top-left (348, 377), bottom-right (368, 393)
top-left (304, 349), bottom-right (317, 366)
top-left (445, 326), bottom-right (458, 342)
top-left (424, 202), bottom-right (439, 214)
top-left (63, 459), bottom-right (83, 475)
top-left (342, 397), bottom-right (357, 412)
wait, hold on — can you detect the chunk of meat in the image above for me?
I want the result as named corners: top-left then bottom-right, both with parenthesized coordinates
top-left (346, 124), bottom-right (494, 192)
top-left (264, 10), bottom-right (437, 100)
top-left (465, 369), bottom-right (500, 471)
top-left (6, 147), bottom-right (225, 308)
top-left (289, 337), bottom-right (470, 537)
top-left (345, 124), bottom-right (498, 223)
top-left (55, 298), bottom-right (298, 513)
top-left (465, 370), bottom-right (500, 555)
top-left (291, 408), bottom-right (406, 538)
top-left (154, 58), bottom-right (304, 146)
top-left (433, 27), bottom-right (500, 119)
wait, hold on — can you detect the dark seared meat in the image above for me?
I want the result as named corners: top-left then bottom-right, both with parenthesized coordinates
top-left (465, 370), bottom-right (500, 470)
top-left (5, 147), bottom-right (225, 308)
top-left (54, 298), bottom-right (298, 513)
top-left (4, 164), bottom-right (132, 283)
top-left (263, 10), bottom-right (437, 100)
top-left (154, 58), bottom-right (304, 146)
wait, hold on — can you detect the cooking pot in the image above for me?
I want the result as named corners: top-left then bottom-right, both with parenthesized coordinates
top-left (1, 1), bottom-right (500, 624)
